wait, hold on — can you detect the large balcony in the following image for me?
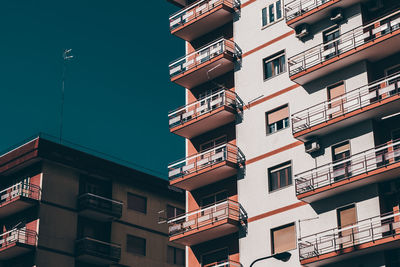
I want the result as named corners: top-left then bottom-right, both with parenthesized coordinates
top-left (0, 228), bottom-right (37, 260)
top-left (168, 143), bottom-right (245, 191)
top-left (77, 193), bottom-right (123, 221)
top-left (75, 237), bottom-right (121, 265)
top-left (168, 199), bottom-right (246, 246)
top-left (0, 182), bottom-right (41, 219)
top-left (170, 0), bottom-right (239, 41)
top-left (299, 211), bottom-right (400, 266)
top-left (169, 89), bottom-right (240, 138)
top-left (169, 38), bottom-right (238, 89)
top-left (288, 9), bottom-right (400, 84)
top-left (291, 72), bottom-right (400, 141)
top-left (204, 260), bottom-right (242, 267)
top-left (295, 139), bottom-right (400, 203)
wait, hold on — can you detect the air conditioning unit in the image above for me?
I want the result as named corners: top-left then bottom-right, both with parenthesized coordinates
top-left (295, 24), bottom-right (310, 39)
top-left (330, 8), bottom-right (344, 23)
top-left (305, 139), bottom-right (320, 154)
top-left (367, 0), bottom-right (383, 12)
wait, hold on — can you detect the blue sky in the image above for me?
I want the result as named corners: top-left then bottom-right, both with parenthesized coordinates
top-left (0, 0), bottom-right (185, 177)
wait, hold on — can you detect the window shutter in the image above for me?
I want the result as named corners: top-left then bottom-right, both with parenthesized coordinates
top-left (268, 106), bottom-right (289, 124)
top-left (272, 224), bottom-right (296, 254)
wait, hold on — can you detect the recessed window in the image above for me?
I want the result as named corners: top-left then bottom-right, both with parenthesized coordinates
top-left (167, 205), bottom-right (185, 219)
top-left (271, 223), bottom-right (296, 254)
top-left (127, 193), bottom-right (147, 214)
top-left (262, 0), bottom-right (282, 27)
top-left (263, 50), bottom-right (286, 80)
top-left (268, 161), bottom-right (292, 192)
top-left (266, 105), bottom-right (289, 134)
top-left (167, 246), bottom-right (185, 265)
top-left (127, 235), bottom-right (146, 256)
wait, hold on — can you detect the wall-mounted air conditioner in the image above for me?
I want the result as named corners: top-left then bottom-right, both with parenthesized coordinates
top-left (295, 24), bottom-right (310, 39)
top-left (305, 139), bottom-right (321, 154)
top-left (330, 8), bottom-right (344, 23)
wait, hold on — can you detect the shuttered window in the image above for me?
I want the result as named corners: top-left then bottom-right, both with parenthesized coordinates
top-left (271, 223), bottom-right (296, 254)
top-left (127, 235), bottom-right (146, 256)
top-left (127, 193), bottom-right (147, 214)
top-left (268, 161), bottom-right (292, 191)
top-left (266, 105), bottom-right (290, 134)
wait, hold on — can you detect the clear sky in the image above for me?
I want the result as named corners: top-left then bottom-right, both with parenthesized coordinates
top-left (0, 1), bottom-right (185, 178)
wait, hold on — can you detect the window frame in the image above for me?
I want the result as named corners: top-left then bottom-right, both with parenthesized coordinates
top-left (167, 204), bottom-right (185, 220)
top-left (167, 245), bottom-right (185, 265)
top-left (263, 50), bottom-right (287, 81)
top-left (261, 0), bottom-right (283, 29)
top-left (127, 192), bottom-right (147, 214)
top-left (270, 222), bottom-right (297, 254)
top-left (265, 104), bottom-right (290, 135)
top-left (126, 234), bottom-right (146, 256)
top-left (201, 247), bottom-right (229, 266)
top-left (268, 161), bottom-right (293, 192)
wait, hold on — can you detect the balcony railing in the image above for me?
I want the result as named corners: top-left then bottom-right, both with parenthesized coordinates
top-left (169, 38), bottom-right (237, 78)
top-left (0, 228), bottom-right (37, 249)
top-left (292, 71), bottom-right (400, 135)
top-left (168, 199), bottom-right (246, 237)
top-left (169, 0), bottom-right (239, 31)
top-left (78, 193), bottom-right (123, 219)
top-left (0, 182), bottom-right (41, 205)
top-left (168, 89), bottom-right (238, 129)
top-left (204, 260), bottom-right (242, 267)
top-left (295, 139), bottom-right (400, 195)
top-left (75, 237), bottom-right (121, 262)
top-left (288, 9), bottom-right (400, 77)
top-left (299, 210), bottom-right (400, 261)
top-left (168, 143), bottom-right (244, 180)
top-left (285, 0), bottom-right (336, 21)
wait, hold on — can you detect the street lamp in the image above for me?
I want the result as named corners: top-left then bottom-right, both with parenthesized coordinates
top-left (250, 251), bottom-right (292, 267)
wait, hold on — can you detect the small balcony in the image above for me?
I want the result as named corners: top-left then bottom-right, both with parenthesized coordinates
top-left (170, 0), bottom-right (239, 41)
top-left (291, 72), bottom-right (400, 141)
top-left (168, 143), bottom-right (245, 191)
top-left (288, 9), bottom-right (400, 84)
top-left (204, 260), bottom-right (242, 267)
top-left (0, 183), bottom-right (41, 219)
top-left (299, 211), bottom-right (400, 266)
top-left (75, 237), bottom-right (121, 265)
top-left (295, 139), bottom-right (400, 203)
top-left (169, 38), bottom-right (238, 89)
top-left (168, 199), bottom-right (246, 246)
top-left (77, 193), bottom-right (123, 221)
top-left (0, 228), bottom-right (37, 260)
top-left (169, 89), bottom-right (240, 139)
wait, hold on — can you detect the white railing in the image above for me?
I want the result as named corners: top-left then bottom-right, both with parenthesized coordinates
top-left (0, 182), bottom-right (41, 205)
top-left (291, 72), bottom-right (400, 134)
top-left (168, 89), bottom-right (237, 129)
top-left (0, 228), bottom-right (37, 248)
top-left (285, 0), bottom-right (337, 21)
top-left (204, 260), bottom-right (242, 267)
top-left (288, 9), bottom-right (400, 77)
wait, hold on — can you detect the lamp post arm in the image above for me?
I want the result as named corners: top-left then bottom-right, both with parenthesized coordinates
top-left (250, 255), bottom-right (274, 267)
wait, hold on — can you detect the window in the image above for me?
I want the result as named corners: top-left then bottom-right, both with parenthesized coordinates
top-left (262, 0), bottom-right (282, 27)
top-left (271, 223), bottom-right (296, 254)
top-left (263, 50), bottom-right (286, 80)
top-left (167, 246), bottom-right (185, 265)
top-left (331, 141), bottom-right (351, 180)
top-left (127, 193), bottom-right (147, 214)
top-left (266, 105), bottom-right (289, 134)
top-left (167, 205), bottom-right (185, 219)
top-left (202, 248), bottom-right (229, 265)
top-left (323, 26), bottom-right (340, 60)
top-left (199, 135), bottom-right (227, 152)
top-left (127, 235), bottom-right (146, 256)
top-left (268, 161), bottom-right (292, 192)
top-left (201, 191), bottom-right (228, 207)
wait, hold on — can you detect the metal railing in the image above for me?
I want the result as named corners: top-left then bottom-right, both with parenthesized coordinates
top-left (75, 237), bottom-right (121, 262)
top-left (295, 139), bottom-right (400, 195)
top-left (78, 193), bottom-right (123, 219)
top-left (291, 71), bottom-right (400, 134)
top-left (299, 210), bottom-right (400, 260)
top-left (169, 0), bottom-right (240, 31)
top-left (0, 228), bottom-right (38, 249)
top-left (288, 9), bottom-right (400, 77)
top-left (169, 89), bottom-right (238, 129)
top-left (285, 0), bottom-right (337, 21)
top-left (0, 182), bottom-right (41, 206)
top-left (168, 199), bottom-right (246, 237)
top-left (204, 260), bottom-right (242, 267)
top-left (169, 38), bottom-right (237, 78)
top-left (168, 143), bottom-right (245, 180)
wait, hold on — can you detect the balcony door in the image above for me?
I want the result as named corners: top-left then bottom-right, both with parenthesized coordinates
top-left (332, 141), bottom-right (351, 181)
top-left (202, 247), bottom-right (229, 267)
top-left (337, 204), bottom-right (357, 248)
top-left (323, 26), bottom-right (340, 60)
top-left (327, 82), bottom-right (345, 118)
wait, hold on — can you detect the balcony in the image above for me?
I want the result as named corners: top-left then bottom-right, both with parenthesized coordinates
top-left (291, 72), bottom-right (400, 141)
top-left (0, 183), bottom-right (41, 219)
top-left (0, 228), bottom-right (37, 260)
top-left (77, 193), bottom-right (123, 221)
top-left (169, 38), bottom-right (238, 89)
top-left (295, 139), bottom-right (400, 203)
top-left (169, 0), bottom-right (239, 41)
top-left (169, 89), bottom-right (240, 138)
top-left (288, 9), bottom-right (400, 84)
top-left (204, 260), bottom-right (242, 267)
top-left (285, 0), bottom-right (362, 28)
top-left (168, 199), bottom-right (246, 246)
top-left (299, 211), bottom-right (400, 266)
top-left (75, 237), bottom-right (121, 265)
top-left (168, 143), bottom-right (245, 191)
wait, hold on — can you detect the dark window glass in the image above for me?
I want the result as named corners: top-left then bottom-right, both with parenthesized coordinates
top-left (167, 246), bottom-right (185, 265)
top-left (276, 0), bottom-right (282, 19)
top-left (269, 4), bottom-right (275, 23)
top-left (127, 235), bottom-right (146, 256)
top-left (262, 7), bottom-right (268, 26)
top-left (263, 51), bottom-right (286, 80)
top-left (167, 205), bottom-right (185, 219)
top-left (127, 193), bottom-right (147, 214)
top-left (269, 162), bottom-right (292, 191)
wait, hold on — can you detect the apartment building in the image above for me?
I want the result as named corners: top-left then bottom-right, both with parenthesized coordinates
top-left (0, 134), bottom-right (184, 267)
top-left (166, 0), bottom-right (400, 266)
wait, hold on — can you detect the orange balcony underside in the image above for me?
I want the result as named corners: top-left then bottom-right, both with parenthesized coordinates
top-left (301, 234), bottom-right (400, 266)
top-left (170, 160), bottom-right (238, 191)
top-left (171, 105), bottom-right (236, 139)
top-left (0, 242), bottom-right (36, 260)
top-left (169, 218), bottom-right (240, 246)
top-left (171, 53), bottom-right (234, 89)
top-left (298, 161), bottom-right (400, 203)
top-left (291, 28), bottom-right (400, 85)
top-left (294, 94), bottom-right (400, 141)
top-left (0, 196), bottom-right (38, 220)
top-left (172, 4), bottom-right (234, 41)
